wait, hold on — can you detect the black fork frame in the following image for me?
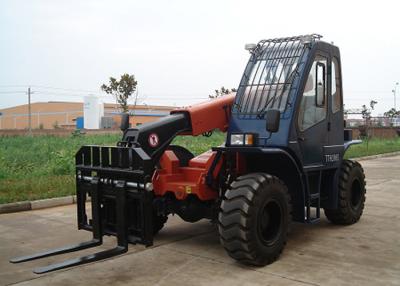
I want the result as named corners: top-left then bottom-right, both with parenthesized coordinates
top-left (10, 145), bottom-right (154, 274)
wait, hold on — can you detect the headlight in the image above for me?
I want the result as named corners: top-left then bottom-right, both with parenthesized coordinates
top-left (230, 134), bottom-right (255, 146)
top-left (230, 134), bottom-right (244, 145)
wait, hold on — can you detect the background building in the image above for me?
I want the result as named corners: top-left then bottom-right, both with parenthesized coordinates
top-left (0, 101), bottom-right (175, 130)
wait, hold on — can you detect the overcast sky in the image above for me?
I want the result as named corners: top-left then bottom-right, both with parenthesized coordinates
top-left (0, 0), bottom-right (399, 115)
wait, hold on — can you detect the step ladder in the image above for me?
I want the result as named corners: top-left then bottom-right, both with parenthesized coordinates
top-left (304, 170), bottom-right (322, 223)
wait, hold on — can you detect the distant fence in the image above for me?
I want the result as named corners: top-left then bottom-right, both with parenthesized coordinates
top-left (351, 127), bottom-right (399, 139)
top-left (0, 129), bottom-right (122, 137)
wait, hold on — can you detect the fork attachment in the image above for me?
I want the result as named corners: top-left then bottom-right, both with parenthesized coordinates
top-left (10, 145), bottom-right (155, 274)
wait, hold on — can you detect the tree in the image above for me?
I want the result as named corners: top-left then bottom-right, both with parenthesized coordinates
top-left (361, 104), bottom-right (371, 120)
top-left (361, 100), bottom-right (377, 120)
top-left (360, 100), bottom-right (377, 139)
top-left (384, 108), bottom-right (400, 118)
top-left (209, 86), bottom-right (237, 99)
top-left (359, 104), bottom-right (372, 139)
top-left (101, 74), bottom-right (138, 113)
top-left (370, 100), bottom-right (377, 110)
top-left (384, 108), bottom-right (400, 127)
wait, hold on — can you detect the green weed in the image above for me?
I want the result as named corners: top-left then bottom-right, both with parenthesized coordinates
top-left (0, 133), bottom-right (398, 204)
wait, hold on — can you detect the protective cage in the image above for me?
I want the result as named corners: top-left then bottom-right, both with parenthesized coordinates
top-left (234, 34), bottom-right (322, 117)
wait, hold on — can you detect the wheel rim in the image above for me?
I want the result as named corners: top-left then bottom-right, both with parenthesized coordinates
top-left (258, 199), bottom-right (283, 246)
top-left (350, 178), bottom-right (362, 210)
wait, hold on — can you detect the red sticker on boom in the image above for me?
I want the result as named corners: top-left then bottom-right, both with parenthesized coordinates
top-left (148, 133), bottom-right (159, 148)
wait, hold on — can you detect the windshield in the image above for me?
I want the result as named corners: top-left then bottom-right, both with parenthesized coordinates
top-left (234, 37), bottom-right (309, 116)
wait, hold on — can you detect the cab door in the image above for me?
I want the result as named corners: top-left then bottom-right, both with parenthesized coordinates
top-left (297, 52), bottom-right (329, 166)
top-left (327, 49), bottom-right (344, 146)
top-left (323, 49), bottom-right (344, 167)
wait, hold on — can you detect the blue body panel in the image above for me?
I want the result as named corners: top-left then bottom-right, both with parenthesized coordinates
top-left (223, 39), bottom-right (347, 223)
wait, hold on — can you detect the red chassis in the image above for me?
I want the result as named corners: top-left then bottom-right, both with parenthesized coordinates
top-left (152, 94), bottom-right (235, 201)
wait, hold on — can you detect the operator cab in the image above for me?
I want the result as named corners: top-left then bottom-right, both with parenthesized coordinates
top-left (227, 34), bottom-right (356, 168)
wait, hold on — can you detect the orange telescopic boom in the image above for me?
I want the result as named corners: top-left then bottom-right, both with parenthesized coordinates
top-left (171, 93), bottom-right (235, 135)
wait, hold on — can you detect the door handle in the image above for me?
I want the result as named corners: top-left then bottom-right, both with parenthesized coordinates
top-left (298, 136), bottom-right (305, 141)
top-left (327, 122), bottom-right (331, 131)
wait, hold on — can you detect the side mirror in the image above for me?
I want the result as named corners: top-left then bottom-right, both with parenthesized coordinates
top-left (120, 113), bottom-right (130, 131)
top-left (265, 109), bottom-right (280, 133)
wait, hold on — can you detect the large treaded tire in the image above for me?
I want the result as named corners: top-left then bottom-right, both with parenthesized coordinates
top-left (218, 173), bottom-right (291, 266)
top-left (324, 160), bottom-right (366, 225)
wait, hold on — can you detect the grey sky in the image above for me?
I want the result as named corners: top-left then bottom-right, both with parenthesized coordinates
top-left (0, 0), bottom-right (399, 115)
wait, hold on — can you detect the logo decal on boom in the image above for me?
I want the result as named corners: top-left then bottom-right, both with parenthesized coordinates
top-left (148, 133), bottom-right (159, 148)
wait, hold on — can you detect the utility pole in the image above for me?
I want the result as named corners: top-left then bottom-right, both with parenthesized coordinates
top-left (392, 82), bottom-right (399, 110)
top-left (28, 87), bottom-right (33, 135)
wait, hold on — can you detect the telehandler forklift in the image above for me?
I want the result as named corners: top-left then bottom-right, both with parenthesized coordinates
top-left (11, 34), bottom-right (366, 273)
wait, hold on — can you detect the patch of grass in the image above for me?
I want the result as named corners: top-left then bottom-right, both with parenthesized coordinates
top-left (345, 137), bottom-right (400, 159)
top-left (0, 175), bottom-right (75, 204)
top-left (0, 132), bottom-right (398, 204)
top-left (0, 134), bottom-right (120, 204)
top-left (173, 132), bottom-right (226, 155)
top-left (0, 132), bottom-right (226, 204)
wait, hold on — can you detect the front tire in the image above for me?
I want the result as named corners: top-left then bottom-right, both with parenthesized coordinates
top-left (218, 173), bottom-right (291, 266)
top-left (324, 160), bottom-right (366, 225)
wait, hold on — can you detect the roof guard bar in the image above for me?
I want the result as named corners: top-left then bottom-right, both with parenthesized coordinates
top-left (259, 34), bottom-right (323, 44)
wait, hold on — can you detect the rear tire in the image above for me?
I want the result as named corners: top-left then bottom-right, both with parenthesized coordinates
top-left (324, 160), bottom-right (366, 225)
top-left (218, 173), bottom-right (291, 266)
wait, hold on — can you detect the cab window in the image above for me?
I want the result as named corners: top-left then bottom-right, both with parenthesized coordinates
top-left (331, 58), bottom-right (341, 113)
top-left (298, 57), bottom-right (327, 131)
